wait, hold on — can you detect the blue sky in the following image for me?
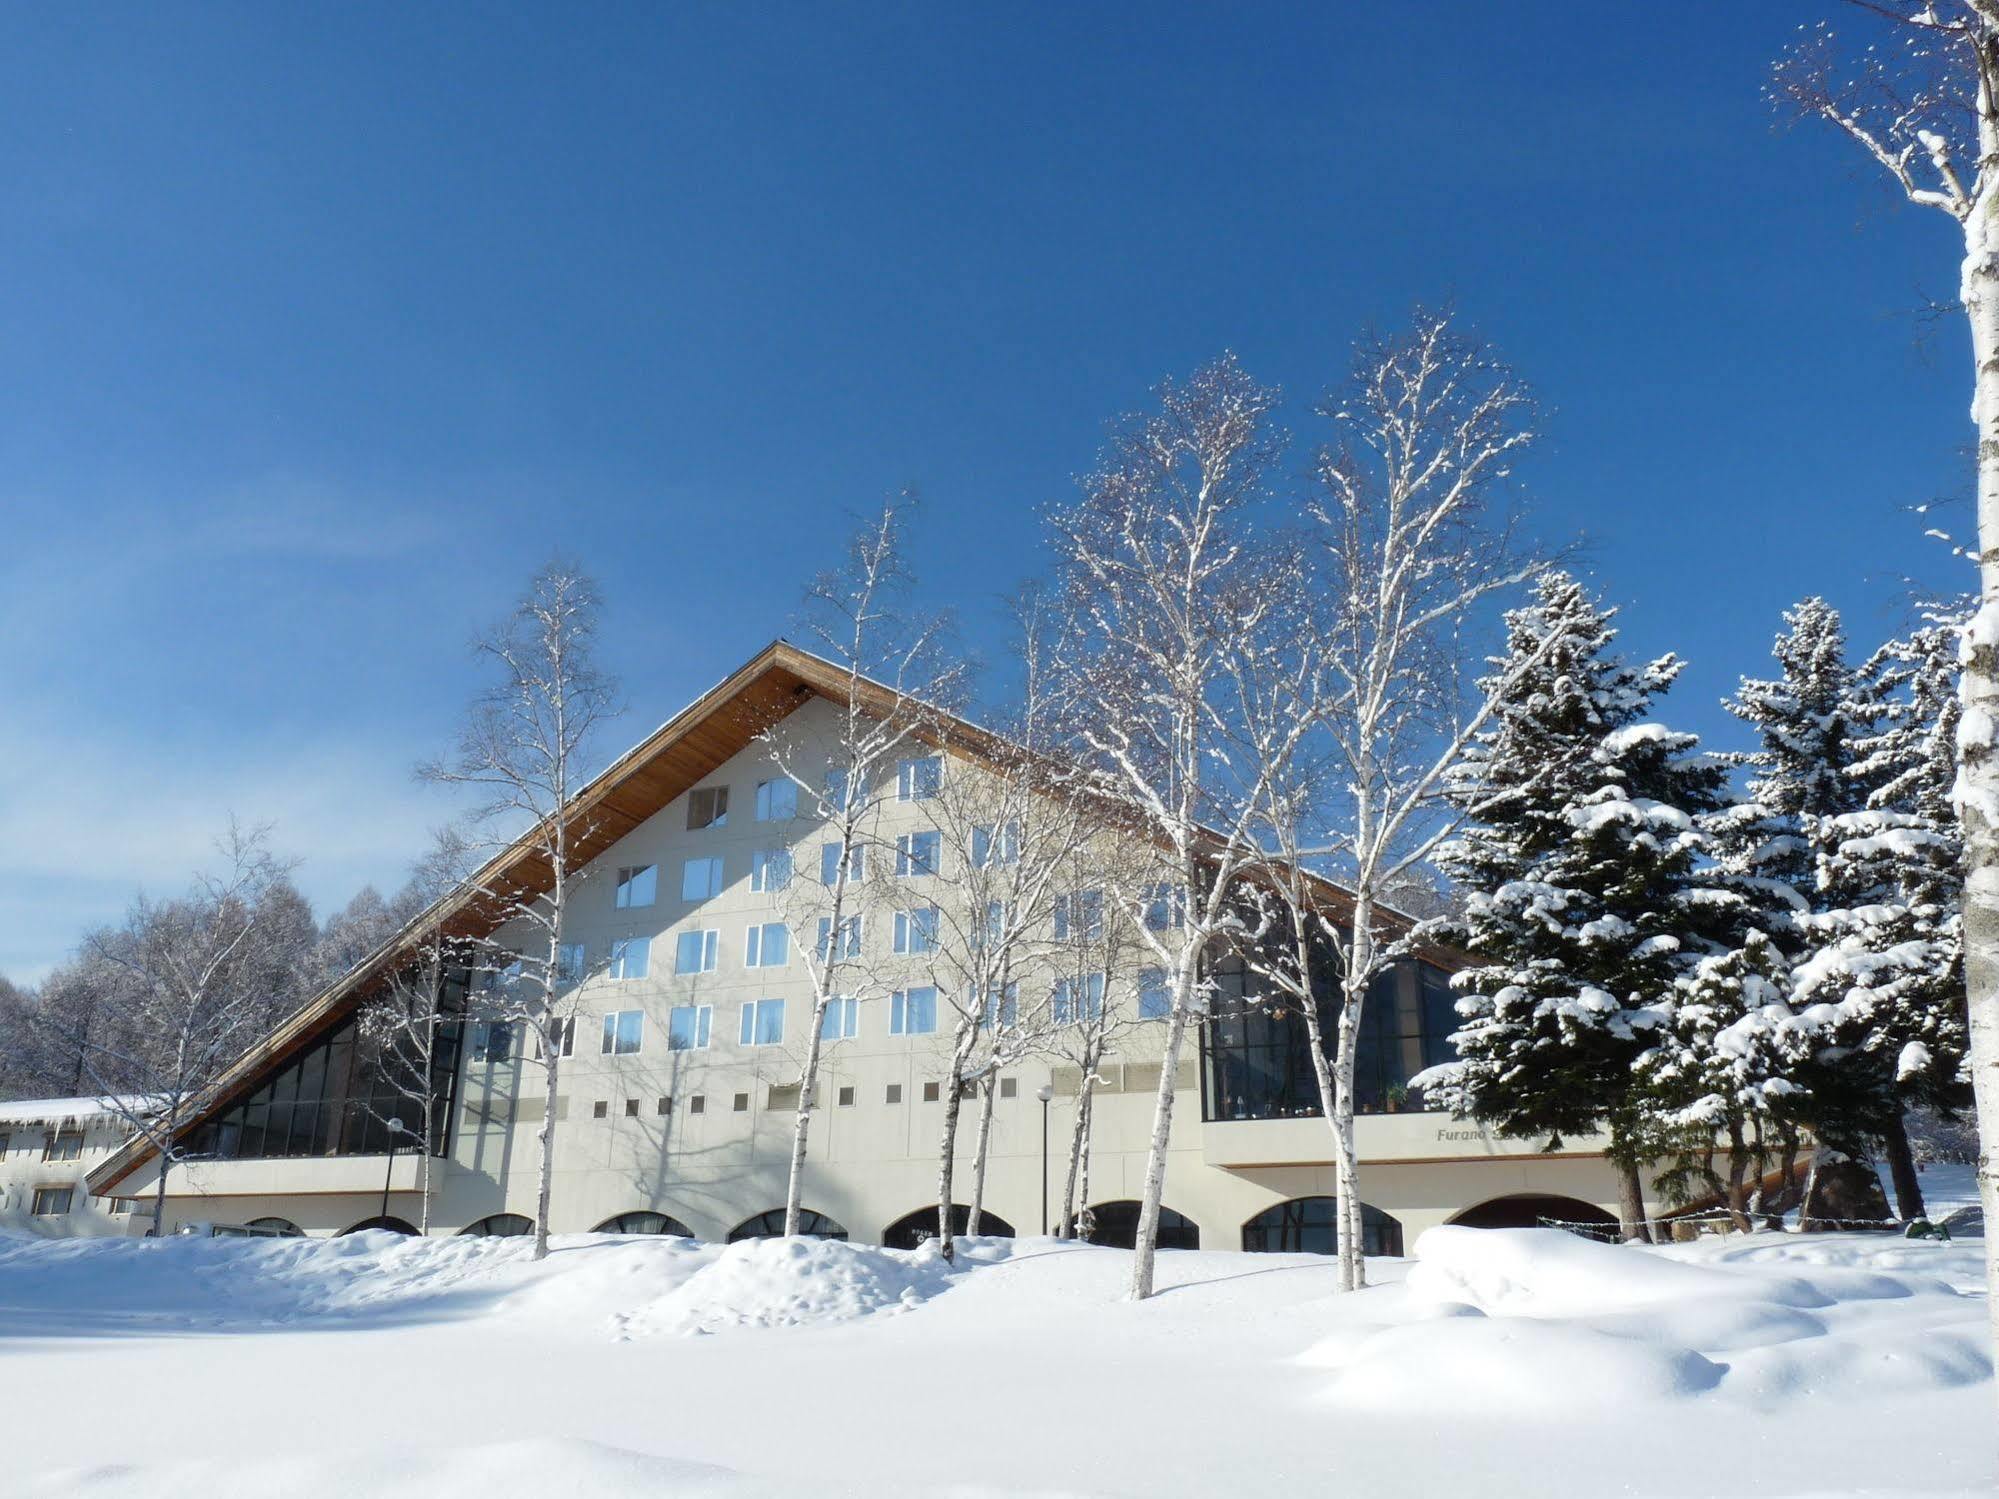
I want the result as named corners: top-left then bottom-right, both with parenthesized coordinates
top-left (0, 3), bottom-right (1972, 980)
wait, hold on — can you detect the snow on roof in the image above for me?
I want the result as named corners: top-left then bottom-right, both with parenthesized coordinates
top-left (0, 1095), bottom-right (151, 1128)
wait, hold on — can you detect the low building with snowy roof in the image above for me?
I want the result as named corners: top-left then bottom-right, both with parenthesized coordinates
top-left (0, 1095), bottom-right (151, 1238)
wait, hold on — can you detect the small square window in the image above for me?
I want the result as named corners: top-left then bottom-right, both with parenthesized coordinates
top-left (885, 1083), bottom-right (903, 1105)
top-left (624, 1098), bottom-right (640, 1118)
top-left (755, 777), bottom-right (799, 821)
top-left (688, 785), bottom-right (730, 830)
top-left (1000, 1077), bottom-right (1017, 1100)
top-left (681, 856), bottom-right (725, 902)
top-left (897, 756), bottom-right (942, 802)
top-left (675, 929), bottom-right (719, 975)
top-left (837, 1086), bottom-right (855, 1107)
top-left (601, 1009), bottom-right (645, 1055)
top-left (608, 937), bottom-right (650, 981)
top-left (668, 1004), bottom-right (713, 1051)
top-left (745, 921), bottom-right (790, 968)
top-left (592, 1100), bottom-right (609, 1120)
top-left (689, 1094), bottom-right (706, 1115)
top-left (732, 1092), bottom-right (750, 1113)
top-left (751, 847), bottom-right (793, 893)
top-left (922, 1081), bottom-right (940, 1103)
top-left (657, 1096), bottom-right (672, 1115)
top-left (895, 830), bottom-right (941, 877)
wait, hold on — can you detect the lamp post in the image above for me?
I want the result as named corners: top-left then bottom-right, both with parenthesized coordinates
top-left (1036, 1085), bottom-right (1053, 1236)
top-left (379, 1117), bottom-right (404, 1225)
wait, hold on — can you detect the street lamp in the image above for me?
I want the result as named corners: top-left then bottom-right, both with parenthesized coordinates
top-left (1036, 1085), bottom-right (1054, 1236)
top-left (379, 1117), bottom-right (404, 1225)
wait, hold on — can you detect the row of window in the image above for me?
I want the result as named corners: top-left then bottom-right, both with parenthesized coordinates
top-left (470, 970), bottom-right (1174, 1067)
top-left (578, 1073), bottom-right (1025, 1122)
top-left (0, 1130), bottom-right (86, 1162)
top-left (18, 1186), bottom-right (131, 1216)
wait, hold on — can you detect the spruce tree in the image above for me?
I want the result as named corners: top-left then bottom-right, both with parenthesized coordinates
top-left (1422, 573), bottom-right (1727, 1240)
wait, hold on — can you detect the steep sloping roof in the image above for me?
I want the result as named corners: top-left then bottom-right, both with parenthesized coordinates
top-left (88, 637), bottom-right (1444, 1194)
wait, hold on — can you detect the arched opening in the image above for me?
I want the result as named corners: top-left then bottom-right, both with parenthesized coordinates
top-left (728, 1209), bottom-right (848, 1242)
top-left (1448, 1194), bottom-right (1618, 1232)
top-left (880, 1205), bottom-right (1017, 1249)
top-left (1241, 1197), bottom-right (1404, 1257)
top-left (1069, 1200), bottom-right (1201, 1250)
top-left (339, 1215), bottom-right (418, 1236)
top-left (459, 1213), bottom-right (536, 1238)
top-left (245, 1217), bottom-right (303, 1237)
top-left (592, 1211), bottom-right (694, 1237)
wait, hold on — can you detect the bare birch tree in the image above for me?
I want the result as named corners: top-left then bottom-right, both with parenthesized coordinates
top-left (1773, 0), bottom-right (1999, 1377)
top-left (1049, 355), bottom-right (1297, 1300)
top-left (1304, 309), bottom-right (1552, 1289)
top-left (761, 493), bottom-right (966, 1237)
top-left (419, 562), bottom-right (618, 1261)
top-left (61, 822), bottom-right (304, 1234)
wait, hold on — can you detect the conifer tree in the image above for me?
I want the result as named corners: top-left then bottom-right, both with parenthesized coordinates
top-left (1420, 573), bottom-right (1726, 1240)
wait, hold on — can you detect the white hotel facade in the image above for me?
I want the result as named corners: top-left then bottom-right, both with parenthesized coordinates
top-left (81, 643), bottom-right (1648, 1251)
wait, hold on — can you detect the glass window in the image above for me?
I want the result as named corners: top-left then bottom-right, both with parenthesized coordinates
top-left (820, 995), bottom-right (859, 1041)
top-left (687, 785), bottom-right (729, 830)
top-left (609, 937), bottom-right (651, 981)
top-left (1142, 883), bottom-right (1187, 931)
top-left (534, 1015), bottom-right (577, 1059)
top-left (470, 1021), bottom-right (516, 1064)
top-left (681, 857), bottom-right (725, 902)
top-left (894, 906), bottom-right (940, 955)
top-left (667, 1004), bottom-right (712, 1051)
top-left (740, 998), bottom-right (785, 1047)
top-left (556, 942), bottom-right (586, 983)
top-left (1138, 967), bottom-right (1171, 1020)
top-left (897, 756), bottom-right (942, 802)
top-left (825, 767), bottom-right (854, 811)
top-left (1053, 890), bottom-right (1104, 942)
top-left (1240, 1198), bottom-right (1404, 1258)
top-left (819, 842), bottom-right (864, 886)
top-left (674, 929), bottom-right (718, 975)
top-left (971, 821), bottom-right (1020, 869)
top-left (751, 847), bottom-right (793, 893)
top-left (1053, 972), bottom-right (1105, 1025)
top-left (755, 778), bottom-right (799, 821)
top-left (890, 986), bottom-right (937, 1036)
top-left (816, 914), bottom-right (862, 961)
top-left (615, 865), bottom-right (657, 909)
top-left (32, 1186), bottom-right (73, 1215)
top-left (745, 921), bottom-right (789, 968)
top-left (43, 1131), bottom-right (84, 1162)
top-left (978, 982), bottom-right (1019, 1030)
top-left (896, 830), bottom-right (941, 877)
top-left (600, 1010), bottom-right (644, 1056)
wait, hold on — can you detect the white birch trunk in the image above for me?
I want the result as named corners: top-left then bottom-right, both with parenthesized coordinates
top-left (1332, 908), bottom-right (1370, 1293)
top-left (968, 1078), bottom-right (997, 1235)
top-left (1130, 998), bottom-right (1191, 1300)
top-left (935, 1060), bottom-right (967, 1259)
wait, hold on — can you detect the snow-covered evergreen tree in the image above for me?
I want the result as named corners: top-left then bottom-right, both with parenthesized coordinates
top-left (1789, 614), bottom-right (1971, 1217)
top-left (1420, 573), bottom-right (1726, 1239)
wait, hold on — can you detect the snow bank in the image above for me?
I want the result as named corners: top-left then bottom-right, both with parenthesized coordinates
top-left (615, 1234), bottom-right (966, 1338)
top-left (1303, 1224), bottom-right (1989, 1417)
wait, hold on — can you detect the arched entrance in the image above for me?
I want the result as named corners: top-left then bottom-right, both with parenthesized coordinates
top-left (1448, 1194), bottom-right (1618, 1232)
top-left (339, 1215), bottom-right (418, 1236)
top-left (1070, 1200), bottom-right (1201, 1250)
top-left (880, 1205), bottom-right (1017, 1249)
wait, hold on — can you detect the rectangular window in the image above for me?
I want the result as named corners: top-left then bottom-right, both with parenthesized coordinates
top-left (922, 1081), bottom-right (940, 1103)
top-left (816, 914), bottom-right (862, 961)
top-left (601, 1010), bottom-right (645, 1056)
top-left (674, 929), bottom-right (719, 975)
top-left (739, 997), bottom-right (785, 1047)
top-left (1142, 882), bottom-right (1187, 931)
top-left (751, 847), bottom-right (793, 893)
top-left (615, 865), bottom-right (658, 909)
top-left (979, 982), bottom-right (1019, 1030)
top-left (556, 942), bottom-right (587, 983)
top-left (534, 1015), bottom-right (578, 1059)
top-left (690, 1095), bottom-right (706, 1115)
top-left (889, 985), bottom-right (938, 1036)
top-left (32, 1186), bottom-right (73, 1216)
top-left (1000, 1077), bottom-right (1017, 1099)
top-left (819, 842), bottom-right (865, 886)
top-left (744, 921), bottom-right (790, 968)
top-left (755, 777), bottom-right (799, 821)
top-left (43, 1131), bottom-right (83, 1163)
top-left (667, 1004), bottom-right (713, 1051)
top-left (470, 1020), bottom-right (515, 1064)
top-left (896, 830), bottom-right (940, 877)
top-left (893, 906), bottom-right (940, 955)
top-left (624, 1098), bottom-right (640, 1117)
top-left (1053, 889), bottom-right (1104, 942)
top-left (733, 1092), bottom-right (750, 1112)
top-left (687, 785), bottom-right (730, 830)
top-left (609, 937), bottom-right (651, 981)
top-left (1053, 973), bottom-right (1106, 1025)
top-left (819, 995), bottom-right (859, 1041)
top-left (593, 1099), bottom-right (609, 1119)
top-left (657, 1096), bottom-right (672, 1115)
top-left (897, 756), bottom-right (942, 802)
top-left (837, 1086), bottom-right (855, 1107)
top-left (971, 821), bottom-right (1020, 869)
top-left (1138, 966), bottom-right (1172, 1020)
top-left (825, 767), bottom-right (854, 811)
top-left (886, 1083), bottom-right (903, 1104)
top-left (681, 856), bottom-right (725, 902)
top-left (0, 1133), bottom-right (11, 1157)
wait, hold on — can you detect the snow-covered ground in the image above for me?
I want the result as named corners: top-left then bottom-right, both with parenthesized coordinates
top-left (8, 1166), bottom-right (1991, 1499)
